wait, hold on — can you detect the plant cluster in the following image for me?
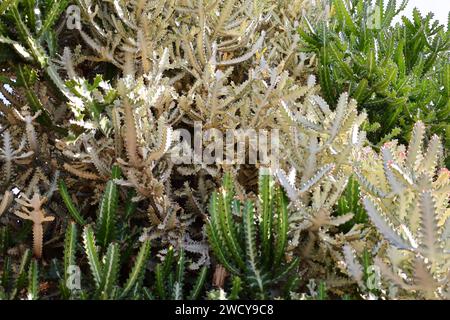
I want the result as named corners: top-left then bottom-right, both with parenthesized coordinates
top-left (0, 0), bottom-right (448, 300)
top-left (299, 0), bottom-right (449, 163)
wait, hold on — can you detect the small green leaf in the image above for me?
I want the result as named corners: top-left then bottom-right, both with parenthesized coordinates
top-left (82, 225), bottom-right (103, 288)
top-left (59, 180), bottom-right (86, 225)
top-left (97, 166), bottom-right (121, 248)
top-left (155, 263), bottom-right (166, 299)
top-left (273, 187), bottom-right (288, 268)
top-left (99, 243), bottom-right (120, 299)
top-left (124, 189), bottom-right (138, 221)
top-left (11, 249), bottom-right (31, 299)
top-left (334, 0), bottom-right (357, 33)
top-left (175, 247), bottom-right (185, 285)
top-left (229, 276), bottom-right (242, 300)
top-left (188, 266), bottom-right (207, 300)
top-left (63, 222), bottom-right (78, 287)
top-left (0, 0), bottom-right (16, 14)
top-left (27, 259), bottom-right (39, 300)
top-left (243, 200), bottom-right (265, 297)
top-left (38, 0), bottom-right (69, 38)
top-left (337, 175), bottom-right (367, 230)
top-left (1, 257), bottom-right (12, 295)
top-left (121, 240), bottom-right (151, 298)
top-left (316, 281), bottom-right (328, 300)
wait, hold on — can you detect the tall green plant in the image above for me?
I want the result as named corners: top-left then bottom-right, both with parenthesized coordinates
top-left (58, 166), bottom-right (208, 299)
top-left (207, 171), bottom-right (300, 299)
top-left (58, 167), bottom-right (152, 299)
top-left (59, 222), bottom-right (151, 300)
top-left (153, 246), bottom-right (208, 300)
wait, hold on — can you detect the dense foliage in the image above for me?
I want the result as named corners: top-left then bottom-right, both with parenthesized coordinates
top-left (0, 0), bottom-right (448, 300)
top-left (299, 0), bottom-right (450, 157)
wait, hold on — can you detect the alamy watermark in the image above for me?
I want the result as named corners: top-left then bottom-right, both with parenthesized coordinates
top-left (170, 122), bottom-right (280, 169)
top-left (366, 4), bottom-right (382, 29)
top-left (365, 265), bottom-right (381, 291)
top-left (66, 265), bottom-right (81, 291)
top-left (66, 5), bottom-right (81, 30)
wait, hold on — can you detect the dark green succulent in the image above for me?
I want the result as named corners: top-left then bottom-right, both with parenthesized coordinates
top-left (207, 171), bottom-right (300, 299)
top-left (299, 0), bottom-right (450, 159)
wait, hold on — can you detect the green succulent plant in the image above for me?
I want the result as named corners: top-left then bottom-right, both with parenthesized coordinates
top-left (207, 170), bottom-right (300, 299)
top-left (0, 0), bottom-right (448, 302)
top-left (58, 166), bottom-right (208, 300)
top-left (153, 246), bottom-right (208, 300)
top-left (299, 0), bottom-right (450, 156)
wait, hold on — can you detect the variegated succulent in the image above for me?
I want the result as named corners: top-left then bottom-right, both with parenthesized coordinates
top-left (346, 122), bottom-right (450, 299)
top-left (276, 92), bottom-right (367, 244)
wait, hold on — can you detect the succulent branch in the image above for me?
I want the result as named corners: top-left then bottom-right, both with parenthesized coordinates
top-left (352, 121), bottom-right (450, 299)
top-left (14, 193), bottom-right (54, 258)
